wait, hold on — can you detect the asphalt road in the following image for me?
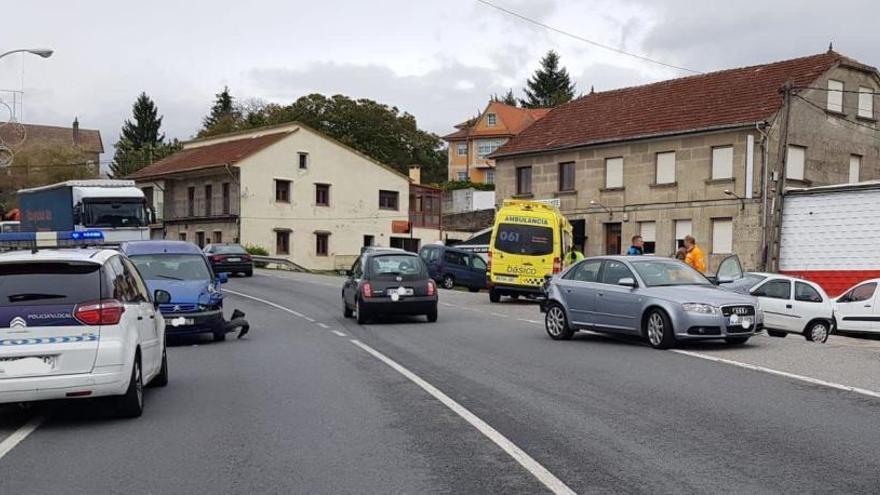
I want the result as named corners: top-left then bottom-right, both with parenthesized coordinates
top-left (2, 270), bottom-right (880, 494)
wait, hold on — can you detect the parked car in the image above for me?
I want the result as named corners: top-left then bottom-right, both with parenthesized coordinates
top-left (0, 248), bottom-right (170, 417)
top-left (342, 247), bottom-right (438, 324)
top-left (833, 278), bottom-right (880, 334)
top-left (204, 243), bottom-right (254, 277)
top-left (121, 241), bottom-right (229, 342)
top-left (721, 269), bottom-right (833, 342)
top-left (419, 245), bottom-right (487, 292)
top-left (542, 256), bottom-right (763, 349)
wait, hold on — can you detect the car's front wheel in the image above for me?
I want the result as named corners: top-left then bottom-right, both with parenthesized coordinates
top-left (489, 289), bottom-right (501, 303)
top-left (645, 309), bottom-right (675, 349)
top-left (149, 346), bottom-right (168, 388)
top-left (545, 303), bottom-right (573, 340)
top-left (117, 357), bottom-right (144, 418)
top-left (804, 320), bottom-right (830, 343)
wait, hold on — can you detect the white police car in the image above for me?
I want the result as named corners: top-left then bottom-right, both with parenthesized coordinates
top-left (0, 249), bottom-right (170, 417)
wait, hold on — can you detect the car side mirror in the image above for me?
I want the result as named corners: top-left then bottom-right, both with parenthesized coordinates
top-left (217, 272), bottom-right (229, 284)
top-left (717, 276), bottom-right (734, 284)
top-left (154, 289), bottom-right (171, 306)
top-left (617, 277), bottom-right (637, 288)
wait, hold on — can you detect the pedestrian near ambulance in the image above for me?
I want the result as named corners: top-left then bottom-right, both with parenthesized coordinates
top-left (564, 245), bottom-right (584, 266)
top-left (627, 235), bottom-right (644, 255)
top-left (683, 235), bottom-right (706, 273)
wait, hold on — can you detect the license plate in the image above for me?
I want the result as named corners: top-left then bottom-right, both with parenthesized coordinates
top-left (388, 287), bottom-right (413, 296)
top-left (495, 275), bottom-right (517, 282)
top-left (166, 317), bottom-right (195, 327)
top-left (0, 355), bottom-right (56, 375)
top-left (227, 257), bottom-right (241, 262)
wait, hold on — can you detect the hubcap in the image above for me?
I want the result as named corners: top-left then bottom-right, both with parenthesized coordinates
top-left (546, 307), bottom-right (564, 336)
top-left (647, 313), bottom-right (664, 346)
top-left (811, 323), bottom-right (828, 342)
top-left (443, 277), bottom-right (454, 289)
top-left (134, 361), bottom-right (143, 406)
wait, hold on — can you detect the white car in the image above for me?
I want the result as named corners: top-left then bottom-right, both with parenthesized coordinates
top-left (834, 278), bottom-right (880, 334)
top-left (724, 272), bottom-right (833, 342)
top-left (0, 249), bottom-right (170, 417)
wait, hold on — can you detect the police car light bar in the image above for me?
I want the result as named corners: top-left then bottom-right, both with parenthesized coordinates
top-left (0, 230), bottom-right (106, 251)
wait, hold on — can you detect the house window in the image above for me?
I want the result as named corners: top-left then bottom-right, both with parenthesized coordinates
top-left (315, 184), bottom-right (330, 206)
top-left (605, 157), bottom-right (623, 189)
top-left (204, 185), bottom-right (213, 216)
top-left (178, 232), bottom-right (187, 242)
top-left (213, 231), bottom-right (222, 244)
top-left (187, 186), bottom-right (195, 217)
top-left (276, 231), bottom-right (290, 255)
top-left (363, 235), bottom-right (375, 247)
top-left (379, 190), bottom-right (399, 210)
top-left (476, 138), bottom-right (506, 158)
top-left (639, 221), bottom-right (656, 254)
top-left (516, 166), bottom-right (532, 195)
top-left (656, 151), bottom-right (676, 184)
top-left (485, 169), bottom-right (495, 184)
top-left (275, 180), bottom-right (291, 203)
top-left (222, 182), bottom-right (230, 214)
top-left (675, 219), bottom-right (692, 250)
top-left (298, 152), bottom-right (309, 169)
top-left (827, 80), bottom-right (844, 112)
top-left (457, 171), bottom-right (468, 181)
top-left (456, 143), bottom-right (467, 156)
top-left (786, 145), bottom-right (806, 181)
top-left (558, 162), bottom-right (575, 191)
top-left (850, 155), bottom-right (861, 184)
top-left (487, 113), bottom-right (497, 127)
top-left (711, 146), bottom-right (734, 179)
top-left (712, 218), bottom-right (733, 254)
top-left (859, 87), bottom-right (874, 119)
top-left (316, 233), bottom-right (329, 256)
top-left (196, 231), bottom-right (206, 248)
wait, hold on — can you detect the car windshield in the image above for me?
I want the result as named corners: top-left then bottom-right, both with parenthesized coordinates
top-left (129, 254), bottom-right (212, 281)
top-left (369, 254), bottom-right (425, 278)
top-left (493, 223), bottom-right (554, 256)
top-left (630, 259), bottom-right (713, 287)
top-left (83, 200), bottom-right (147, 228)
top-left (211, 244), bottom-right (246, 254)
top-left (0, 262), bottom-right (101, 306)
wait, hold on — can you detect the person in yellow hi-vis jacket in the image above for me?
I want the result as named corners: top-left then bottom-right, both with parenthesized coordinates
top-left (564, 245), bottom-right (584, 266)
top-left (683, 235), bottom-right (706, 273)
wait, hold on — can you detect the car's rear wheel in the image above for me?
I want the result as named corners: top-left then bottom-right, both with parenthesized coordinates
top-left (545, 303), bottom-right (573, 340)
top-left (149, 346), bottom-right (168, 388)
top-left (725, 336), bottom-right (750, 345)
top-left (356, 299), bottom-right (370, 324)
top-left (343, 300), bottom-right (354, 318)
top-left (426, 306), bottom-right (438, 323)
top-left (489, 289), bottom-right (501, 303)
top-left (117, 357), bottom-right (144, 418)
top-left (441, 274), bottom-right (455, 290)
top-left (804, 320), bottom-right (830, 343)
top-left (767, 329), bottom-right (787, 338)
top-left (645, 309), bottom-right (674, 349)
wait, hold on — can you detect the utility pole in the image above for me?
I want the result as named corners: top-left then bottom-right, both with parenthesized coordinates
top-left (767, 83), bottom-right (793, 273)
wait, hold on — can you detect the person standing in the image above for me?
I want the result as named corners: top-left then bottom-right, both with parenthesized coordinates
top-left (565, 244), bottom-right (584, 266)
top-left (627, 235), bottom-right (644, 255)
top-left (683, 235), bottom-right (706, 273)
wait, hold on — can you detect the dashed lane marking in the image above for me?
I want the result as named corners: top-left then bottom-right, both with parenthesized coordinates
top-left (517, 318), bottom-right (541, 324)
top-left (0, 415), bottom-right (44, 462)
top-left (317, 323), bottom-right (330, 329)
top-left (225, 289), bottom-right (310, 321)
top-left (332, 330), bottom-right (347, 337)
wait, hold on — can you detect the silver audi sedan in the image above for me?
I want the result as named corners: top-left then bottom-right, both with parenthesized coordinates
top-left (542, 256), bottom-right (763, 349)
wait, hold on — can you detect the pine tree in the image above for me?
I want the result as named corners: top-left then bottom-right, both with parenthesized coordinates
top-left (520, 51), bottom-right (576, 108)
top-left (491, 89), bottom-right (517, 106)
top-left (199, 86), bottom-right (241, 137)
top-left (109, 93), bottom-right (176, 178)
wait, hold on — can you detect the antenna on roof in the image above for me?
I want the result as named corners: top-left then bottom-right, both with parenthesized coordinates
top-left (828, 41), bottom-right (834, 53)
top-left (590, 85), bottom-right (595, 94)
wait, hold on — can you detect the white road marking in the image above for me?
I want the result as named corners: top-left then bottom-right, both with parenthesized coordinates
top-left (317, 323), bottom-right (330, 329)
top-left (442, 302), bottom-right (454, 307)
top-left (303, 317), bottom-right (316, 322)
top-left (518, 318), bottom-right (541, 324)
top-left (225, 289), bottom-right (306, 318)
top-left (350, 339), bottom-right (576, 495)
top-left (0, 415), bottom-right (44, 461)
top-left (490, 312), bottom-right (507, 318)
top-left (671, 349), bottom-right (880, 400)
top-left (332, 330), bottom-right (347, 337)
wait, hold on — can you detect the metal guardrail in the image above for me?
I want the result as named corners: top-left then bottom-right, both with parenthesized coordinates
top-left (251, 255), bottom-right (310, 273)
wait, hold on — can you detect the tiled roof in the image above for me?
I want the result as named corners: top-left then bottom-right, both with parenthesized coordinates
top-left (128, 131), bottom-right (290, 179)
top-left (0, 122), bottom-right (103, 154)
top-left (443, 102), bottom-right (550, 140)
top-left (493, 51), bottom-right (865, 158)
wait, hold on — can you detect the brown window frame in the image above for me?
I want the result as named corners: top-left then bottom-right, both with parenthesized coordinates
top-left (276, 231), bottom-right (290, 255)
top-left (379, 190), bottom-right (399, 210)
top-left (516, 166), bottom-right (532, 195)
top-left (558, 162), bottom-right (575, 192)
top-left (275, 179), bottom-right (291, 203)
top-left (316, 233), bottom-right (329, 257)
top-left (315, 183), bottom-right (330, 206)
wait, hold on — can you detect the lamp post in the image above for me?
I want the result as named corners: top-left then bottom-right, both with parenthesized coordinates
top-left (589, 199), bottom-right (613, 219)
top-left (724, 189), bottom-right (745, 211)
top-left (0, 48), bottom-right (53, 61)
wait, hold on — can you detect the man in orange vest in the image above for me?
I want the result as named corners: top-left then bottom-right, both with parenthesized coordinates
top-left (683, 235), bottom-right (706, 273)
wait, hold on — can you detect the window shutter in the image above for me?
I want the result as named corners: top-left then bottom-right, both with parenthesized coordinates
top-left (675, 220), bottom-right (692, 241)
top-left (858, 87), bottom-right (873, 119)
top-left (786, 146), bottom-right (805, 181)
top-left (656, 152), bottom-right (676, 184)
top-left (850, 155), bottom-right (861, 184)
top-left (606, 157), bottom-right (623, 188)
top-left (827, 80), bottom-right (843, 112)
top-left (712, 219), bottom-right (733, 254)
top-left (711, 146), bottom-right (733, 179)
top-left (640, 221), bottom-right (656, 242)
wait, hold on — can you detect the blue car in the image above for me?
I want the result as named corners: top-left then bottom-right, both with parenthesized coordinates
top-left (121, 241), bottom-right (229, 341)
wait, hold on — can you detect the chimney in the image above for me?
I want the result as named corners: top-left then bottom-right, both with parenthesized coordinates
top-left (72, 117), bottom-right (80, 145)
top-left (409, 165), bottom-right (421, 185)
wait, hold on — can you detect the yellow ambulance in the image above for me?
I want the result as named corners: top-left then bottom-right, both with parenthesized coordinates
top-left (488, 199), bottom-right (573, 302)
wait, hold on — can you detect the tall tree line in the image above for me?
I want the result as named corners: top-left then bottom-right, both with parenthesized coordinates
top-left (109, 92), bottom-right (180, 178)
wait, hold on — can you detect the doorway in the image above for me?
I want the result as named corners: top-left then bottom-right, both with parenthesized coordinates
top-left (604, 223), bottom-right (622, 255)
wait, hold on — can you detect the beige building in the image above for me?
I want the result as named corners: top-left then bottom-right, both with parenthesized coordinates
top-left (130, 123), bottom-right (448, 271)
top-left (491, 51), bottom-right (880, 271)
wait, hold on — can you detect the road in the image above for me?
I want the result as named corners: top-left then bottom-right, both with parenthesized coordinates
top-left (2, 270), bottom-right (880, 494)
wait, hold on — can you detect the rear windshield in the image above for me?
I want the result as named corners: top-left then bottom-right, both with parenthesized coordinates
top-left (0, 262), bottom-right (101, 306)
top-left (129, 254), bottom-right (212, 281)
top-left (368, 254), bottom-right (426, 279)
top-left (210, 245), bottom-right (247, 254)
top-left (493, 224), bottom-right (554, 256)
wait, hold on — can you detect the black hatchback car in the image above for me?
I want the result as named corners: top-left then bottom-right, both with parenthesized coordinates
top-left (342, 248), bottom-right (438, 324)
top-left (204, 243), bottom-right (254, 277)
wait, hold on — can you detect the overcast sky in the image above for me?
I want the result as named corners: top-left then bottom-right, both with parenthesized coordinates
top-left (2, 0), bottom-right (879, 165)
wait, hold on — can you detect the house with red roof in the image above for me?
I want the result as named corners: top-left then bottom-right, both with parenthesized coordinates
top-left (443, 101), bottom-right (549, 184)
top-left (490, 50), bottom-right (880, 271)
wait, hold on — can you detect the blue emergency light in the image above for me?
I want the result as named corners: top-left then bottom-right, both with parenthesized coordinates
top-left (69, 230), bottom-right (105, 241)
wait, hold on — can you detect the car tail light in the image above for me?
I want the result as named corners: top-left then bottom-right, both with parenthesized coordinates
top-left (427, 280), bottom-right (436, 296)
top-left (210, 255), bottom-right (223, 262)
top-left (75, 299), bottom-right (125, 326)
top-left (552, 257), bottom-right (562, 274)
top-left (242, 254), bottom-right (252, 261)
top-left (487, 251), bottom-right (493, 272)
top-left (362, 282), bottom-right (373, 298)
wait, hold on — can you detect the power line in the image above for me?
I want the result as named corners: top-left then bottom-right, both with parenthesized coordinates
top-left (793, 85), bottom-right (880, 95)
top-left (793, 94), bottom-right (880, 136)
top-left (473, 0), bottom-right (702, 74)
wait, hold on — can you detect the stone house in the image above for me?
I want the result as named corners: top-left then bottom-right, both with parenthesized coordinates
top-left (491, 50), bottom-right (880, 271)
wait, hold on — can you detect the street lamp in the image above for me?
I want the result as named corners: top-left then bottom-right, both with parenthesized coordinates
top-left (0, 48), bottom-right (54, 61)
top-left (724, 189), bottom-right (745, 210)
top-left (589, 199), bottom-right (613, 219)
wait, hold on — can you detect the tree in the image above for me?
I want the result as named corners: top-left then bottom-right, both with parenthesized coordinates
top-left (520, 50), bottom-right (576, 108)
top-left (199, 86), bottom-right (242, 137)
top-left (110, 92), bottom-right (178, 178)
top-left (492, 89), bottom-right (518, 106)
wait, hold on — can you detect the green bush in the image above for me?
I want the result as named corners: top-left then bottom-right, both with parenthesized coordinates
top-left (245, 244), bottom-right (270, 268)
top-left (440, 180), bottom-right (495, 192)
